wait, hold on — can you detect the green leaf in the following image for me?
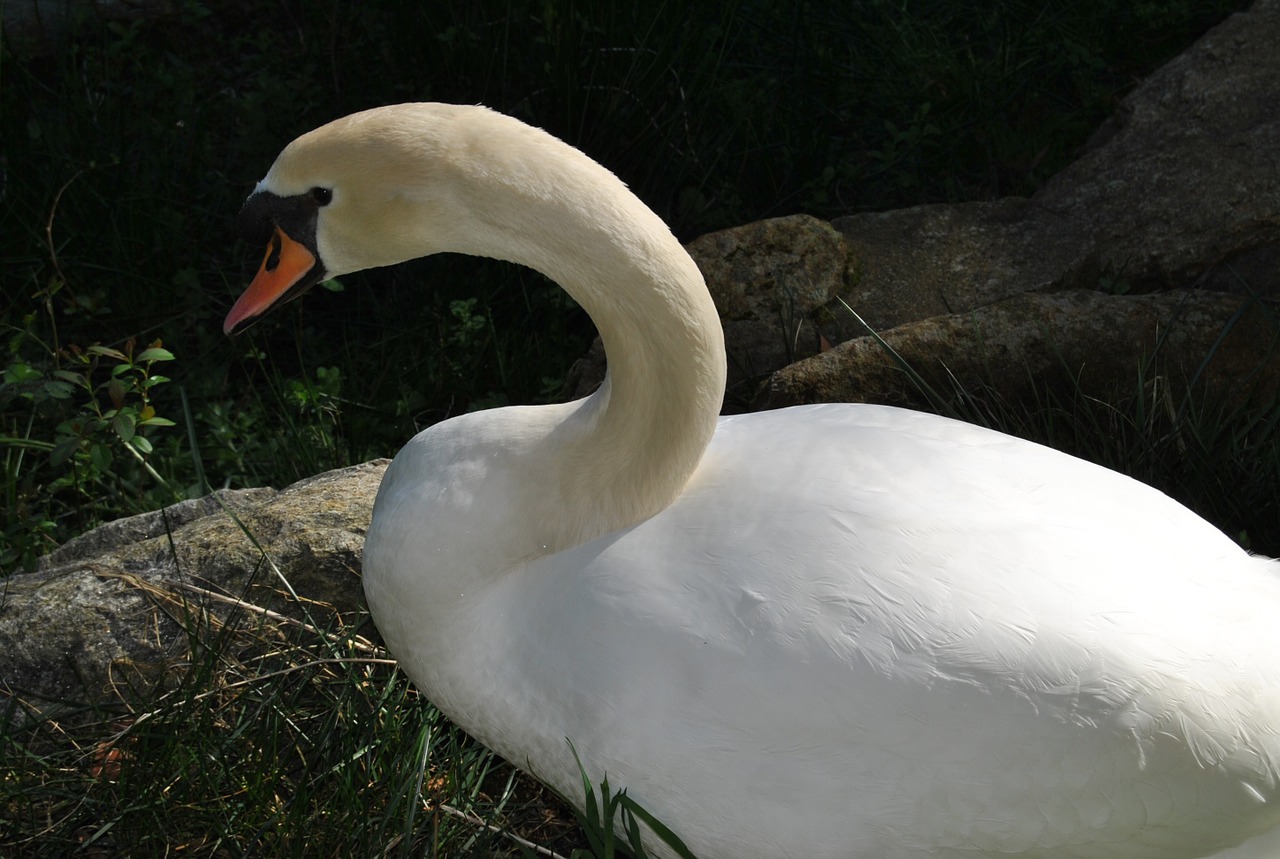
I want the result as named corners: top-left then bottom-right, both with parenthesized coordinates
top-left (620, 795), bottom-right (699, 859)
top-left (135, 347), bottom-right (176, 363)
top-left (623, 806), bottom-right (648, 857)
top-left (5, 362), bottom-right (42, 383)
top-left (50, 436), bottom-right (80, 467)
top-left (41, 380), bottom-right (75, 400)
top-left (88, 345), bottom-right (129, 362)
top-left (113, 411), bottom-right (136, 442)
top-left (600, 774), bottom-right (617, 858)
top-left (89, 442), bottom-right (113, 472)
top-left (131, 435), bottom-right (153, 454)
top-left (138, 416), bottom-right (177, 427)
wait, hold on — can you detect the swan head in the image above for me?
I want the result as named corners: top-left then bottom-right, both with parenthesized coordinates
top-left (225, 103), bottom-right (509, 335)
top-left (225, 101), bottom-right (711, 358)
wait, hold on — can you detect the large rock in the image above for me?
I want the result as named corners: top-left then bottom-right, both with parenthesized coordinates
top-left (763, 289), bottom-right (1279, 411)
top-left (833, 0), bottom-right (1279, 330)
top-left (0, 462), bottom-right (386, 719)
top-left (687, 216), bottom-right (853, 405)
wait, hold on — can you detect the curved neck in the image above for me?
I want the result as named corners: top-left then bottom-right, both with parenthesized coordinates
top-left (545, 218), bottom-right (726, 548)
top-left (459, 121), bottom-right (727, 550)
top-left (346, 106), bottom-right (729, 557)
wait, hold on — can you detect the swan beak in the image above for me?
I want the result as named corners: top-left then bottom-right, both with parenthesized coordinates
top-left (224, 226), bottom-right (320, 335)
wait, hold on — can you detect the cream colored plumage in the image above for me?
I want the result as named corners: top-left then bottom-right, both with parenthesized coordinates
top-left (225, 103), bottom-right (1280, 858)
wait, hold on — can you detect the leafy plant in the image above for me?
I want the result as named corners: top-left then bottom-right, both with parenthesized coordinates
top-left (48, 339), bottom-right (177, 480)
top-left (1, 323), bottom-right (181, 569)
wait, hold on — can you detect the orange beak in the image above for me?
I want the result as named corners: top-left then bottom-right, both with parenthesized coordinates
top-left (224, 226), bottom-right (319, 335)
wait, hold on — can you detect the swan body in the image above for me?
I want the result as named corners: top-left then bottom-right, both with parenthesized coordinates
top-left (226, 103), bottom-right (1280, 858)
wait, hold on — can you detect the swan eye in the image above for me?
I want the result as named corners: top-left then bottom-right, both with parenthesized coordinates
top-left (310, 187), bottom-right (333, 206)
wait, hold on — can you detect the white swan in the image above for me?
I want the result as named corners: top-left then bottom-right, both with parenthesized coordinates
top-left (224, 103), bottom-right (1280, 859)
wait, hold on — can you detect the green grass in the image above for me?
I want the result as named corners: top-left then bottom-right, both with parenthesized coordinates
top-left (1, 557), bottom-right (699, 857)
top-left (2, 0), bottom-right (1275, 854)
top-left (0, 591), bottom-right (585, 857)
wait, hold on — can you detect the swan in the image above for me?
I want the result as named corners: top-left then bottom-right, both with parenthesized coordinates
top-left (223, 103), bottom-right (1280, 858)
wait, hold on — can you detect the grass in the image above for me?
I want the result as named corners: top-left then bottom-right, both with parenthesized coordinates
top-left (0, 585), bottom-right (587, 857)
top-left (1, 0), bottom-right (1275, 855)
top-left (2, 551), bottom-right (699, 857)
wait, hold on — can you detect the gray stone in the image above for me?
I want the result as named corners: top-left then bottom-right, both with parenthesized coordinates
top-left (689, 215), bottom-right (853, 407)
top-left (759, 290), bottom-right (1280, 412)
top-left (825, 0), bottom-right (1280, 340)
top-left (36, 488), bottom-right (276, 570)
top-left (1, 462), bottom-right (386, 719)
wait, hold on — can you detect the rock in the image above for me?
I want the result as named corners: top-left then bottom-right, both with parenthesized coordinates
top-left (1039, 0), bottom-right (1280, 293)
top-left (690, 215), bottom-right (853, 407)
top-left (0, 461), bottom-right (387, 720)
top-left (832, 200), bottom-right (1085, 332)
top-left (760, 289), bottom-right (1280, 411)
top-left (792, 0), bottom-right (1280, 407)
top-left (36, 488), bottom-right (276, 569)
top-left (829, 0), bottom-right (1280, 334)
top-left (827, 0), bottom-right (1280, 391)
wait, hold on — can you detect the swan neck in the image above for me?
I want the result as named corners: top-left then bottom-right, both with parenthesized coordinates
top-left (385, 106), bottom-right (727, 553)
top-left (548, 213), bottom-right (726, 545)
